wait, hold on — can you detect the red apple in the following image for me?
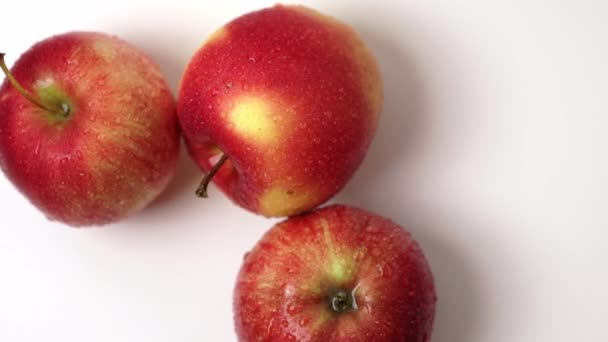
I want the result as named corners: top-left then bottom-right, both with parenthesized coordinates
top-left (178, 5), bottom-right (383, 217)
top-left (234, 205), bottom-right (436, 341)
top-left (0, 32), bottom-right (180, 226)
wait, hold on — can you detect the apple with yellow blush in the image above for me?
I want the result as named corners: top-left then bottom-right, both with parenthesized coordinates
top-left (177, 5), bottom-right (383, 217)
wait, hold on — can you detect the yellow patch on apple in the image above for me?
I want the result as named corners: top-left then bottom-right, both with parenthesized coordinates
top-left (258, 185), bottom-right (317, 217)
top-left (204, 27), bottom-right (229, 46)
top-left (229, 96), bottom-right (280, 144)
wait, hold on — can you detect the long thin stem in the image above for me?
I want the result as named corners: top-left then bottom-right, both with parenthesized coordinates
top-left (195, 153), bottom-right (229, 198)
top-left (0, 53), bottom-right (57, 113)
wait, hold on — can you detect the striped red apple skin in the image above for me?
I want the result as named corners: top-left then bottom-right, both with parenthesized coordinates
top-left (234, 205), bottom-right (436, 341)
top-left (0, 32), bottom-right (179, 226)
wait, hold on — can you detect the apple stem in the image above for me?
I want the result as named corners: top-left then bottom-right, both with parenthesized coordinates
top-left (195, 153), bottom-right (229, 198)
top-left (0, 53), bottom-right (69, 117)
top-left (331, 290), bottom-right (354, 313)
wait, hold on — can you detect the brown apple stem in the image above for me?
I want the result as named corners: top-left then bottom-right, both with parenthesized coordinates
top-left (0, 53), bottom-right (69, 117)
top-left (330, 290), bottom-right (355, 313)
top-left (195, 153), bottom-right (229, 198)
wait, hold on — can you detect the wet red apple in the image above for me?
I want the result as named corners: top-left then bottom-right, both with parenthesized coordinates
top-left (0, 32), bottom-right (179, 226)
top-left (178, 5), bottom-right (383, 217)
top-left (234, 205), bottom-right (436, 341)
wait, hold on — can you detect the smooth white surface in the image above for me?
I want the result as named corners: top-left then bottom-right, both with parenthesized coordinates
top-left (1, 0), bottom-right (607, 341)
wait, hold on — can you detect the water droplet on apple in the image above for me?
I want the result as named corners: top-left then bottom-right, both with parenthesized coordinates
top-left (281, 319), bottom-right (289, 328)
top-left (284, 333), bottom-right (296, 341)
top-left (286, 302), bottom-right (302, 315)
top-left (284, 284), bottom-right (295, 297)
top-left (266, 317), bottom-right (275, 334)
top-left (298, 317), bottom-right (310, 327)
top-left (248, 57), bottom-right (256, 63)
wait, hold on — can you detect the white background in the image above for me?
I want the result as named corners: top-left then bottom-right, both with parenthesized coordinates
top-left (1, 0), bottom-right (607, 341)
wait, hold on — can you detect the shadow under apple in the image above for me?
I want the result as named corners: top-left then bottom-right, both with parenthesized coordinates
top-left (147, 143), bottom-right (203, 211)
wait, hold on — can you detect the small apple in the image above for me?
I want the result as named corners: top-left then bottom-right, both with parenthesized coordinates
top-left (0, 32), bottom-right (180, 226)
top-left (234, 205), bottom-right (436, 341)
top-left (178, 5), bottom-right (383, 217)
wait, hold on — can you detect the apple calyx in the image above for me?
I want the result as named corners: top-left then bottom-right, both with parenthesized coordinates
top-left (0, 52), bottom-right (70, 118)
top-left (330, 288), bottom-right (358, 314)
top-left (195, 153), bottom-right (229, 198)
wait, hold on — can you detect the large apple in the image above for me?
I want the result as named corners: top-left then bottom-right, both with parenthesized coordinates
top-left (0, 32), bottom-right (179, 226)
top-left (178, 5), bottom-right (383, 217)
top-left (234, 205), bottom-right (436, 341)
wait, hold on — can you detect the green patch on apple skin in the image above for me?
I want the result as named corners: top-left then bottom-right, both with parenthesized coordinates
top-left (35, 80), bottom-right (74, 124)
top-left (320, 219), bottom-right (357, 284)
top-left (93, 39), bottom-right (118, 61)
top-left (328, 256), bottom-right (356, 283)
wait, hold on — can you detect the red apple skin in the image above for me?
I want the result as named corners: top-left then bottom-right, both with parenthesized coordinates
top-left (178, 5), bottom-right (383, 217)
top-left (234, 205), bottom-right (436, 342)
top-left (0, 32), bottom-right (179, 226)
